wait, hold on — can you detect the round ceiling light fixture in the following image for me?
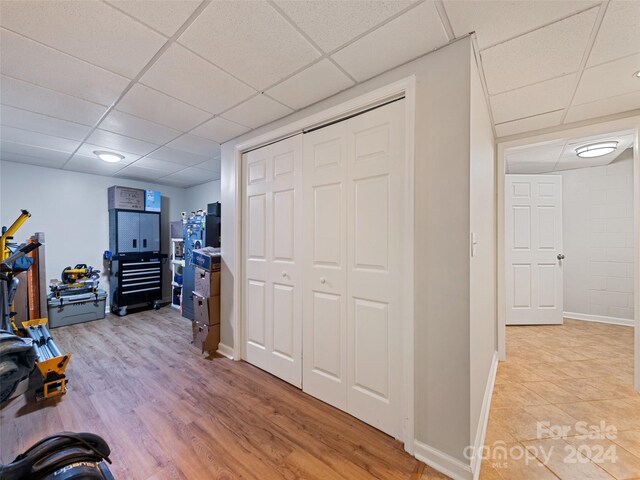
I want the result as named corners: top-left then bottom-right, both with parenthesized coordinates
top-left (94, 150), bottom-right (124, 163)
top-left (575, 141), bottom-right (618, 158)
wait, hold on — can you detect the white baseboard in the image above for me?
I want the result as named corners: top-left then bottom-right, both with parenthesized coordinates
top-left (216, 342), bottom-right (234, 359)
top-left (471, 351), bottom-right (499, 480)
top-left (564, 311), bottom-right (634, 327)
top-left (413, 440), bottom-right (473, 480)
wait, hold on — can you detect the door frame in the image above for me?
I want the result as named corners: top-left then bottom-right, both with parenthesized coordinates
top-left (497, 114), bottom-right (640, 392)
top-left (231, 76), bottom-right (417, 451)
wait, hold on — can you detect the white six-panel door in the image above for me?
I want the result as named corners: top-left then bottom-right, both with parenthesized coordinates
top-left (243, 135), bottom-right (303, 387)
top-left (303, 100), bottom-right (405, 438)
top-left (505, 175), bottom-right (563, 325)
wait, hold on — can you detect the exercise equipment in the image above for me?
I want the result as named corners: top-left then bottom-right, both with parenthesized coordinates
top-left (0, 432), bottom-right (114, 480)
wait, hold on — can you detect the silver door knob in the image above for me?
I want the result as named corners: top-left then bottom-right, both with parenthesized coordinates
top-left (282, 271), bottom-right (287, 278)
top-left (557, 254), bottom-right (565, 260)
top-left (320, 277), bottom-right (326, 284)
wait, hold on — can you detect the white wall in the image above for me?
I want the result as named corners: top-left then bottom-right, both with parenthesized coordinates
top-left (0, 161), bottom-right (188, 307)
top-left (469, 52), bottom-right (497, 451)
top-left (221, 37), bottom-right (496, 474)
top-left (183, 179), bottom-right (221, 213)
top-left (560, 149), bottom-right (634, 322)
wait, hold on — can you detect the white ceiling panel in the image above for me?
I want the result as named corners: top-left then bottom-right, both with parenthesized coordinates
top-left (178, 0), bottom-right (320, 90)
top-left (113, 164), bottom-right (167, 181)
top-left (565, 90), bottom-right (640, 124)
top-left (0, 0), bottom-right (166, 78)
top-left (573, 53), bottom-right (640, 105)
top-left (587, 0), bottom-right (640, 67)
top-left (140, 44), bottom-right (255, 114)
top-left (116, 84), bottom-right (211, 132)
top-left (193, 158), bottom-right (221, 172)
top-left (165, 134), bottom-right (220, 158)
top-left (0, 29), bottom-right (129, 106)
top-left (0, 105), bottom-right (91, 141)
top-left (1, 75), bottom-right (107, 126)
top-left (481, 8), bottom-right (598, 95)
top-left (86, 129), bottom-right (159, 156)
top-left (161, 166), bottom-right (218, 183)
top-left (99, 110), bottom-right (181, 145)
top-left (0, 149), bottom-right (68, 169)
top-left (266, 59), bottom-right (354, 110)
top-left (223, 95), bottom-right (293, 130)
top-left (444, 0), bottom-right (599, 50)
top-left (0, 140), bottom-right (71, 167)
top-left (146, 146), bottom-right (209, 167)
top-left (191, 116), bottom-right (251, 144)
top-left (331, 1), bottom-right (448, 82)
top-left (131, 156), bottom-right (186, 174)
top-left (495, 110), bottom-right (564, 138)
top-left (490, 74), bottom-right (576, 124)
top-left (64, 153), bottom-right (134, 176)
top-left (75, 142), bottom-right (139, 164)
top-left (274, 0), bottom-right (415, 53)
top-left (105, 0), bottom-right (201, 37)
top-left (0, 125), bottom-right (80, 153)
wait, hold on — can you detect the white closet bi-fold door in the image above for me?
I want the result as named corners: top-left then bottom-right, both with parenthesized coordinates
top-left (243, 134), bottom-right (303, 388)
top-left (303, 100), bottom-right (405, 439)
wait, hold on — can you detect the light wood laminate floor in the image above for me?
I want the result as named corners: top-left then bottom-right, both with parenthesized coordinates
top-left (0, 308), bottom-right (447, 480)
top-left (481, 319), bottom-right (640, 480)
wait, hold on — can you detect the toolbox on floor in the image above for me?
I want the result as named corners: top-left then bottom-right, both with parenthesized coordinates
top-left (47, 289), bottom-right (107, 328)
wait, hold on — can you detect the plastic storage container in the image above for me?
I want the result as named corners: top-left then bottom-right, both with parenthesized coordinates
top-left (47, 290), bottom-right (107, 328)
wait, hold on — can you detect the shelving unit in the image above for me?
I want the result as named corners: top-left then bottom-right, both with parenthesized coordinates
top-left (170, 237), bottom-right (184, 309)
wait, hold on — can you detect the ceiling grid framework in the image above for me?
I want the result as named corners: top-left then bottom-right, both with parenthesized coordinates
top-left (1, 0), bottom-right (639, 187)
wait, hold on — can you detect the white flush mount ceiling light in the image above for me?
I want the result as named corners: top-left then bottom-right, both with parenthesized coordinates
top-left (575, 141), bottom-right (618, 158)
top-left (94, 150), bottom-right (124, 163)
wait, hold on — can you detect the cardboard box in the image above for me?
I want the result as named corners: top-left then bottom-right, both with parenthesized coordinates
top-left (194, 267), bottom-right (220, 297)
top-left (145, 190), bottom-right (161, 212)
top-left (108, 186), bottom-right (145, 211)
top-left (192, 247), bottom-right (221, 272)
top-left (192, 321), bottom-right (220, 354)
top-left (193, 293), bottom-right (220, 325)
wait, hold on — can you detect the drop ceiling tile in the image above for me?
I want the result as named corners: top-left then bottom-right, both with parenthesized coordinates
top-left (165, 134), bottom-right (220, 158)
top-left (0, 140), bottom-right (71, 166)
top-left (331, 1), bottom-right (448, 82)
top-left (0, 125), bottom-right (80, 152)
top-left (64, 153), bottom-right (131, 176)
top-left (490, 74), bottom-right (576, 124)
top-left (506, 141), bottom-right (565, 166)
top-left (266, 59), bottom-right (354, 110)
top-left (164, 166), bottom-right (217, 182)
top-left (75, 142), bottom-right (139, 164)
top-left (178, 0), bottom-right (320, 90)
top-left (0, 29), bottom-right (129, 106)
top-left (495, 110), bottom-right (564, 138)
top-left (140, 44), bottom-right (254, 114)
top-left (506, 161), bottom-right (558, 174)
top-left (131, 156), bottom-right (186, 173)
top-left (113, 164), bottom-right (167, 181)
top-left (156, 176), bottom-right (195, 187)
top-left (481, 8), bottom-right (598, 95)
top-left (0, 148), bottom-right (68, 169)
top-left (0, 0), bottom-right (166, 78)
top-left (588, 0), bottom-right (640, 67)
top-left (274, 0), bottom-right (415, 52)
top-left (223, 95), bottom-right (293, 130)
top-left (146, 146), bottom-right (209, 166)
top-left (87, 129), bottom-right (159, 156)
top-left (444, 0), bottom-right (599, 50)
top-left (105, 0), bottom-right (201, 37)
top-left (99, 110), bottom-right (181, 145)
top-left (0, 105), bottom-right (91, 141)
top-left (573, 53), bottom-right (640, 105)
top-left (191, 117), bottom-right (251, 143)
top-left (565, 90), bottom-right (640, 124)
top-left (116, 84), bottom-right (211, 131)
top-left (194, 158), bottom-right (221, 172)
top-left (1, 75), bottom-right (107, 126)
